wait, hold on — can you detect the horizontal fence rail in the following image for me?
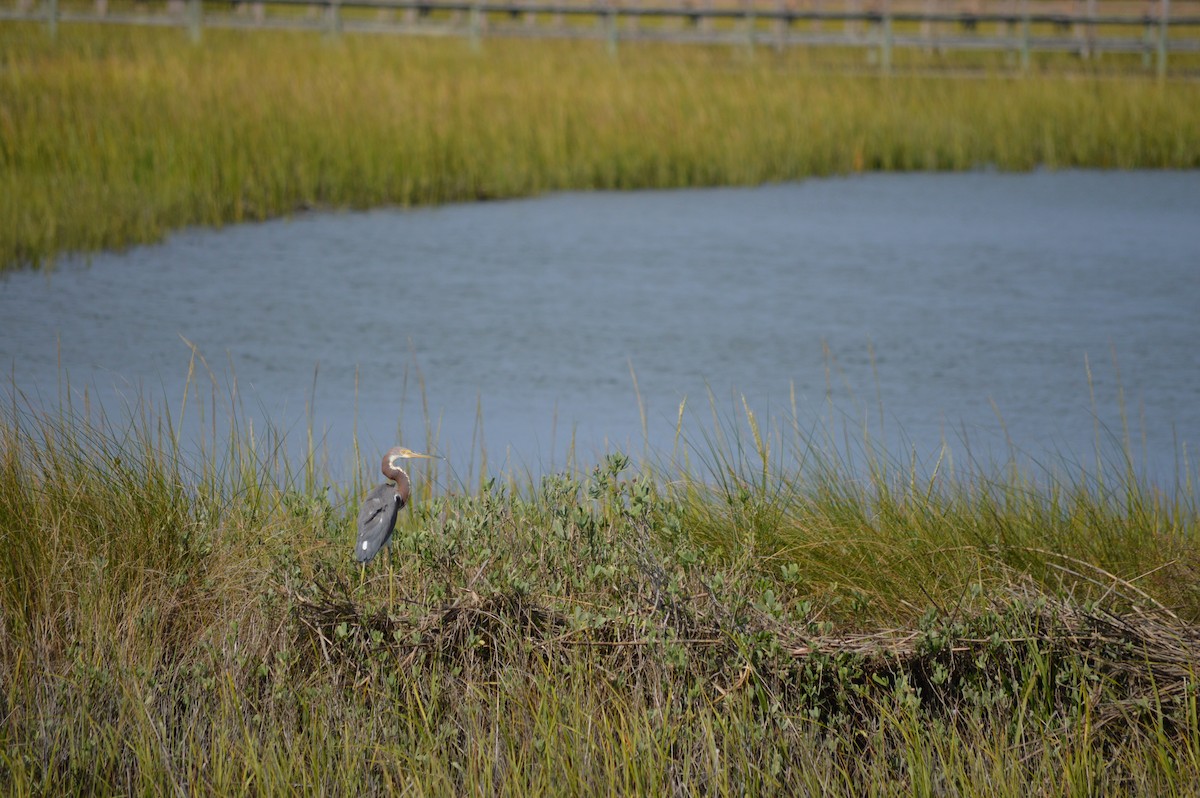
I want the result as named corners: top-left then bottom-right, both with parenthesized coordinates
top-left (3, 0), bottom-right (1198, 74)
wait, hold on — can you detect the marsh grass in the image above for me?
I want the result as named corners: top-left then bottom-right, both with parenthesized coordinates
top-left (2, 372), bottom-right (1199, 794)
top-left (3, 24), bottom-right (1200, 271)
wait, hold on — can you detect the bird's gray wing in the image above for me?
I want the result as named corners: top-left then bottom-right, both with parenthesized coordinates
top-left (355, 483), bottom-right (400, 563)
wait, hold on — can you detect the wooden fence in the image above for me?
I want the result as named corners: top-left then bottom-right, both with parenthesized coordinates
top-left (3, 0), bottom-right (1199, 74)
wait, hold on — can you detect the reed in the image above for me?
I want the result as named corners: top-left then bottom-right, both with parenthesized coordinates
top-left (2, 376), bottom-right (1198, 794)
top-left (3, 24), bottom-right (1200, 271)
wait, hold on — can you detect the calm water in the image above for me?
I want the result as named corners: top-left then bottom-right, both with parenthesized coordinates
top-left (3, 170), bottom-right (1198, 484)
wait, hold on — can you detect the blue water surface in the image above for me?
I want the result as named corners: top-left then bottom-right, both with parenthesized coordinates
top-left (2, 170), bottom-right (1197, 486)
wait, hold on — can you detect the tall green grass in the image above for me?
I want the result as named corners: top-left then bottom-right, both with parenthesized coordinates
top-left (2, 379), bottom-right (1198, 794)
top-left (3, 24), bottom-right (1200, 271)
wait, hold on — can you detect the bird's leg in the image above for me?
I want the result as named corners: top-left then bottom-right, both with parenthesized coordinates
top-left (390, 539), bottom-right (404, 609)
top-left (385, 539), bottom-right (394, 608)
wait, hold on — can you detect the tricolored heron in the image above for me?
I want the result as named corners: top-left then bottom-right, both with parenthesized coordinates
top-left (355, 446), bottom-right (435, 564)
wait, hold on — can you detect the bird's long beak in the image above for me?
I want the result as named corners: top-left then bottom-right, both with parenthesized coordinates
top-left (388, 449), bottom-right (439, 467)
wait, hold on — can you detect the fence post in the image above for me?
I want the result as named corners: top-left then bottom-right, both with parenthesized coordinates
top-left (1157, 0), bottom-right (1170, 80)
top-left (1020, 0), bottom-right (1030, 72)
top-left (744, 3), bottom-right (756, 56)
top-left (881, 3), bottom-right (892, 75)
top-left (45, 0), bottom-right (58, 40)
top-left (325, 0), bottom-right (342, 35)
top-left (469, 0), bottom-right (482, 50)
top-left (1082, 0), bottom-right (1095, 57)
top-left (773, 0), bottom-right (786, 52)
top-left (188, 0), bottom-right (202, 43)
top-left (605, 6), bottom-right (618, 55)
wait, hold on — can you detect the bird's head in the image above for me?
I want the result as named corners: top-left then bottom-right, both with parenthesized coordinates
top-left (385, 446), bottom-right (436, 467)
top-left (382, 446), bottom-right (437, 482)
